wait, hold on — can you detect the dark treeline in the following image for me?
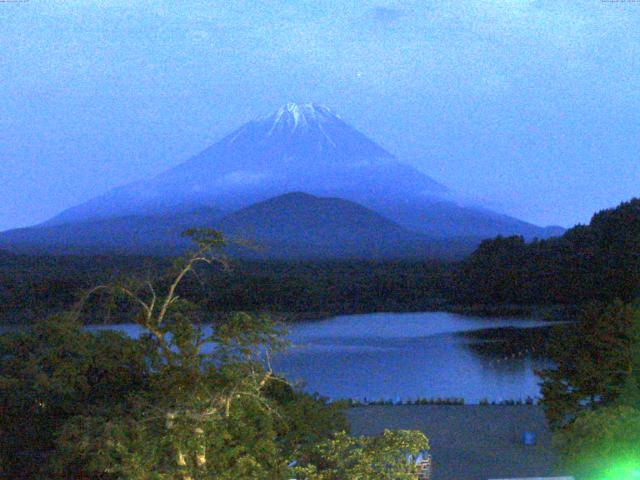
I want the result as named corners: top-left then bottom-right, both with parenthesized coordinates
top-left (195, 260), bottom-right (454, 317)
top-left (0, 254), bottom-right (455, 324)
top-left (454, 198), bottom-right (640, 306)
top-left (0, 254), bottom-right (172, 324)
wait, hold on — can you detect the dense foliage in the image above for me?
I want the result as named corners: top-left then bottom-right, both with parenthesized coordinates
top-left (538, 301), bottom-right (640, 430)
top-left (0, 230), bottom-right (429, 479)
top-left (455, 198), bottom-right (640, 306)
top-left (292, 430), bottom-right (429, 480)
top-left (554, 404), bottom-right (640, 479)
top-left (0, 315), bottom-right (151, 477)
top-left (0, 254), bottom-right (169, 324)
top-left (540, 301), bottom-right (640, 478)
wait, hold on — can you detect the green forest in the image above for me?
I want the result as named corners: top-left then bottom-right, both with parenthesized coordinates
top-left (456, 198), bottom-right (640, 306)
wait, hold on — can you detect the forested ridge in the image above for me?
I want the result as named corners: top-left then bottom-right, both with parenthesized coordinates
top-left (1, 198), bottom-right (638, 325)
top-left (454, 198), bottom-right (640, 306)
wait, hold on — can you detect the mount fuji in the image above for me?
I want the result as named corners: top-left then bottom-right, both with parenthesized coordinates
top-left (47, 103), bottom-right (450, 225)
top-left (0, 103), bottom-right (562, 257)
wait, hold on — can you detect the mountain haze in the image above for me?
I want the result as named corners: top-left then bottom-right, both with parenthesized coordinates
top-left (0, 193), bottom-right (476, 259)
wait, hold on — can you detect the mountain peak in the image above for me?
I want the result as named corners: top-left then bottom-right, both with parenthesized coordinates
top-left (269, 102), bottom-right (338, 131)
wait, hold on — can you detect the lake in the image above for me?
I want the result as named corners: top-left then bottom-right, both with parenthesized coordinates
top-left (85, 311), bottom-right (557, 403)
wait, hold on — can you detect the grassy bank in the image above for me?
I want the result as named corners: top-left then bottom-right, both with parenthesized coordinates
top-left (347, 405), bottom-right (570, 480)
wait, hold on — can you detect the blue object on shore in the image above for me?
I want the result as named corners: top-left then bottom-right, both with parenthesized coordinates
top-left (522, 431), bottom-right (536, 445)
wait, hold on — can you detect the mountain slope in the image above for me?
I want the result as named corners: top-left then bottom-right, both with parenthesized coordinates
top-left (218, 192), bottom-right (427, 259)
top-left (0, 208), bottom-right (221, 255)
top-left (375, 201), bottom-right (562, 239)
top-left (0, 193), bottom-right (478, 259)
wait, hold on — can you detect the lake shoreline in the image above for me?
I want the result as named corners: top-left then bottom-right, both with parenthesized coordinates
top-left (246, 304), bottom-right (576, 323)
top-left (341, 397), bottom-right (539, 407)
top-left (443, 303), bottom-right (576, 321)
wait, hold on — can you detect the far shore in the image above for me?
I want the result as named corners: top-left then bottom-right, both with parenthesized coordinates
top-left (0, 304), bottom-right (575, 326)
top-left (265, 304), bottom-right (576, 323)
top-left (0, 304), bottom-right (578, 329)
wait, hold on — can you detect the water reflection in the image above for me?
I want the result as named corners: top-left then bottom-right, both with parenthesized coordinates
top-left (2, 311), bottom-right (561, 403)
top-left (271, 312), bottom-right (558, 403)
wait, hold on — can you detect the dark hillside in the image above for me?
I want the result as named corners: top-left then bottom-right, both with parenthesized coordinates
top-left (455, 198), bottom-right (640, 305)
top-left (219, 192), bottom-right (459, 259)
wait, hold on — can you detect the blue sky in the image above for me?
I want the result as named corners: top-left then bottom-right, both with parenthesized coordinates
top-left (1, 0), bottom-right (639, 231)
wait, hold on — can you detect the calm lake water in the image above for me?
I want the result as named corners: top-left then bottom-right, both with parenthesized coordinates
top-left (82, 311), bottom-right (556, 403)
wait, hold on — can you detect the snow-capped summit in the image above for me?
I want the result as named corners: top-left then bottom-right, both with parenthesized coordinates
top-left (264, 103), bottom-right (340, 138)
top-left (270, 102), bottom-right (337, 129)
top-left (224, 101), bottom-right (392, 161)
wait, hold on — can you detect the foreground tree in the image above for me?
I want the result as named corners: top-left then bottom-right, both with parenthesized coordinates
top-left (553, 404), bottom-right (640, 479)
top-left (538, 300), bottom-right (640, 430)
top-left (0, 315), bottom-right (150, 478)
top-left (51, 229), bottom-right (298, 478)
top-left (543, 301), bottom-right (640, 478)
top-left (2, 229), bottom-right (429, 479)
top-left (292, 430), bottom-right (429, 479)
